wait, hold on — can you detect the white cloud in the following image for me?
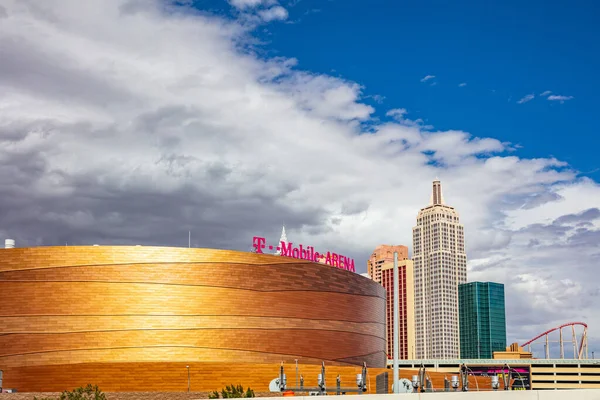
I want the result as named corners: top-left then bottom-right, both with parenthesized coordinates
top-left (228, 0), bottom-right (287, 22)
top-left (458, 82), bottom-right (467, 87)
top-left (386, 108), bottom-right (432, 130)
top-left (540, 90), bottom-right (552, 96)
top-left (258, 6), bottom-right (288, 21)
top-left (229, 0), bottom-right (276, 9)
top-left (517, 94), bottom-right (535, 104)
top-left (366, 94), bottom-right (385, 104)
top-left (420, 75), bottom-right (435, 82)
top-left (0, 0), bottom-right (598, 349)
top-left (386, 108), bottom-right (408, 119)
top-left (548, 95), bottom-right (574, 103)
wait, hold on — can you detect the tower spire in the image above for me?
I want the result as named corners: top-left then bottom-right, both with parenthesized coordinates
top-left (275, 225), bottom-right (288, 255)
top-left (431, 179), bottom-right (444, 206)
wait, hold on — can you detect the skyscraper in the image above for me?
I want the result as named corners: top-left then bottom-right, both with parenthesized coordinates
top-left (412, 179), bottom-right (467, 359)
top-left (381, 259), bottom-right (415, 359)
top-left (367, 245), bottom-right (408, 284)
top-left (459, 281), bottom-right (507, 359)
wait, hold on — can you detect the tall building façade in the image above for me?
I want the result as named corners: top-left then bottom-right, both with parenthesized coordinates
top-left (459, 281), bottom-right (507, 359)
top-left (412, 179), bottom-right (467, 359)
top-left (367, 245), bottom-right (408, 283)
top-left (380, 259), bottom-right (415, 359)
top-left (366, 245), bottom-right (414, 360)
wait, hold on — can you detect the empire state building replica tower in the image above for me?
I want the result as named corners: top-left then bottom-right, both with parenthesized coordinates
top-left (412, 180), bottom-right (467, 359)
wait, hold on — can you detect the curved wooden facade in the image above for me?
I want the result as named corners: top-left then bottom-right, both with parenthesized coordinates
top-left (0, 246), bottom-right (386, 392)
top-left (0, 362), bottom-right (495, 393)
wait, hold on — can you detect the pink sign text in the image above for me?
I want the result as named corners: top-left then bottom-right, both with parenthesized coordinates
top-left (252, 236), bottom-right (355, 273)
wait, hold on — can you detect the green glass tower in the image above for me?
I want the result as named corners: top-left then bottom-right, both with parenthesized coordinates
top-left (459, 281), bottom-right (506, 359)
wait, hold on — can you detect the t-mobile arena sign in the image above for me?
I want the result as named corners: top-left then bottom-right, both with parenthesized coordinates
top-left (252, 236), bottom-right (356, 272)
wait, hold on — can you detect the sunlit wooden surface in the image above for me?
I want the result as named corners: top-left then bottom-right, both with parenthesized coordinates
top-left (0, 246), bottom-right (389, 391)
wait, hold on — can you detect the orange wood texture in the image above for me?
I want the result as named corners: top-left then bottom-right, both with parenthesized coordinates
top-left (0, 362), bottom-right (495, 393)
top-left (0, 246), bottom-right (387, 391)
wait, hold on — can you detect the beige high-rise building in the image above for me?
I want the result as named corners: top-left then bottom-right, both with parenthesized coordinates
top-left (366, 245), bottom-right (408, 284)
top-left (412, 179), bottom-right (467, 359)
top-left (381, 260), bottom-right (415, 360)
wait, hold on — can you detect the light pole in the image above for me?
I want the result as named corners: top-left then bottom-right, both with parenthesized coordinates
top-left (186, 365), bottom-right (190, 392)
top-left (295, 359), bottom-right (298, 389)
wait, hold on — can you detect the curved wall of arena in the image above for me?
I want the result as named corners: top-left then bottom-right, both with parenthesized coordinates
top-left (0, 246), bottom-right (386, 391)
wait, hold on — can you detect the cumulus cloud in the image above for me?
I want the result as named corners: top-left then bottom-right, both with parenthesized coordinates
top-left (420, 75), bottom-right (435, 82)
top-left (517, 94), bottom-right (535, 104)
top-left (0, 0), bottom-right (599, 350)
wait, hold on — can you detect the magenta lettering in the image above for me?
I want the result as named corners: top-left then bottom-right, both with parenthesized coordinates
top-left (251, 236), bottom-right (356, 273)
top-left (280, 241), bottom-right (293, 256)
top-left (299, 244), bottom-right (308, 260)
top-left (347, 258), bottom-right (355, 272)
top-left (253, 236), bottom-right (266, 254)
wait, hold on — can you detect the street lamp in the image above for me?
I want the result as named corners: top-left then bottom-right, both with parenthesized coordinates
top-left (460, 364), bottom-right (469, 392)
top-left (186, 365), bottom-right (190, 392)
top-left (502, 364), bottom-right (510, 390)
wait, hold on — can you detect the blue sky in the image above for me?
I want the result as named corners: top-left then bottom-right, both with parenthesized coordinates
top-left (198, 0), bottom-right (600, 177)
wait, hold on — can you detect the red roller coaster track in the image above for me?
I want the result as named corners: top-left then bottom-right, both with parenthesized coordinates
top-left (520, 321), bottom-right (588, 360)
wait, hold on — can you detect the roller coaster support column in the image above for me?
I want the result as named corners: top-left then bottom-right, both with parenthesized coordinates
top-left (560, 327), bottom-right (564, 359)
